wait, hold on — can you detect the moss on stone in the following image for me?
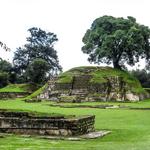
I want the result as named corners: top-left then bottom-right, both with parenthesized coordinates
top-left (60, 95), bottom-right (77, 102)
top-left (56, 72), bottom-right (73, 84)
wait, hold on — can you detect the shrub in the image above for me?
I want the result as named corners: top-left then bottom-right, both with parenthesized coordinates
top-left (0, 72), bottom-right (9, 88)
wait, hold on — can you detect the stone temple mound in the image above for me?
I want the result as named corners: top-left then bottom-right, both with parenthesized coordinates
top-left (38, 66), bottom-right (149, 102)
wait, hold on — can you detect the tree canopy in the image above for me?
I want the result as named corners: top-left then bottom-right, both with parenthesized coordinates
top-left (26, 58), bottom-right (49, 84)
top-left (13, 27), bottom-right (62, 82)
top-left (82, 16), bottom-right (150, 69)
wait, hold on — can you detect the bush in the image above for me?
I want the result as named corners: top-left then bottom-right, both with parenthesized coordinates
top-left (0, 72), bottom-right (9, 88)
top-left (131, 69), bottom-right (150, 88)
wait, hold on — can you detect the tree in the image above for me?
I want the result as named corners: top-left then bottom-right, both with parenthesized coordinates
top-left (26, 58), bottom-right (49, 84)
top-left (13, 27), bottom-right (62, 78)
top-left (82, 16), bottom-right (150, 69)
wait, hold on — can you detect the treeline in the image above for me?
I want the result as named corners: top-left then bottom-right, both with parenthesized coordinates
top-left (1, 15), bottom-right (150, 88)
top-left (0, 27), bottom-right (62, 87)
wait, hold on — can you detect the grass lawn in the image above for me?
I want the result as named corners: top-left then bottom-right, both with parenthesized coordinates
top-left (1, 99), bottom-right (150, 149)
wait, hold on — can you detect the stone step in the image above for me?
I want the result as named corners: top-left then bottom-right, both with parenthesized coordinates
top-left (71, 89), bottom-right (88, 95)
top-left (72, 75), bottom-right (91, 89)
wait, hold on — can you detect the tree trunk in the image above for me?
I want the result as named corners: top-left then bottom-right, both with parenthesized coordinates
top-left (113, 60), bottom-right (121, 70)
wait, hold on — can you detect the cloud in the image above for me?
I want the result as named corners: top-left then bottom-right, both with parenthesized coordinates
top-left (0, 0), bottom-right (149, 71)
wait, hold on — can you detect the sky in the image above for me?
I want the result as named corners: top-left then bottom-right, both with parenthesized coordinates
top-left (0, 0), bottom-right (150, 71)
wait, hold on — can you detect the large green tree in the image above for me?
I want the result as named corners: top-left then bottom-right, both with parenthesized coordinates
top-left (82, 16), bottom-right (150, 69)
top-left (13, 27), bottom-right (62, 78)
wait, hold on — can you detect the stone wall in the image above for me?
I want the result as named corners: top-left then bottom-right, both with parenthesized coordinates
top-left (43, 76), bottom-right (142, 102)
top-left (0, 111), bottom-right (95, 136)
top-left (0, 92), bottom-right (29, 99)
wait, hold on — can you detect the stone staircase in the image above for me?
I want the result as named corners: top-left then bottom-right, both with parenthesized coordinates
top-left (72, 75), bottom-right (91, 89)
top-left (37, 77), bottom-right (57, 100)
top-left (47, 77), bottom-right (57, 92)
top-left (71, 89), bottom-right (88, 101)
top-left (71, 89), bottom-right (88, 96)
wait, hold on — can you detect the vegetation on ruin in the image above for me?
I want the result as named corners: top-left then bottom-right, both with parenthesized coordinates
top-left (56, 72), bottom-right (73, 84)
top-left (0, 84), bottom-right (37, 93)
top-left (56, 66), bottom-right (145, 94)
top-left (24, 83), bottom-right (48, 100)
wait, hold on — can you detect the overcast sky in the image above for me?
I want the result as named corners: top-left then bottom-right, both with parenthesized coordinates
top-left (0, 0), bottom-right (150, 71)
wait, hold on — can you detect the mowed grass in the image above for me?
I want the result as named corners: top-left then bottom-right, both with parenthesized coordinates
top-left (1, 99), bottom-right (150, 149)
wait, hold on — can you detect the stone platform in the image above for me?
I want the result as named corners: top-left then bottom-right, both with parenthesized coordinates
top-left (0, 110), bottom-right (95, 136)
top-left (0, 130), bottom-right (111, 141)
top-left (0, 92), bottom-right (29, 99)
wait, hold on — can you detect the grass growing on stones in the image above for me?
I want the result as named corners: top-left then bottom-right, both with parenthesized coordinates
top-left (24, 83), bottom-right (48, 100)
top-left (56, 66), bottom-right (145, 94)
top-left (1, 98), bottom-right (150, 149)
top-left (0, 84), bottom-right (29, 93)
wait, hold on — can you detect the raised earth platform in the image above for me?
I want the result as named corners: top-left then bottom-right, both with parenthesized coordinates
top-left (0, 110), bottom-right (95, 136)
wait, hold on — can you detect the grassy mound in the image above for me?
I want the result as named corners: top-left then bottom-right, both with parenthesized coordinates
top-left (57, 66), bottom-right (145, 94)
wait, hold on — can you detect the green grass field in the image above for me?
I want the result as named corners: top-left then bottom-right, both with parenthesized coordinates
top-left (0, 98), bottom-right (150, 149)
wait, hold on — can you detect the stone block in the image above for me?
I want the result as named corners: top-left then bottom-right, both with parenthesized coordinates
top-left (0, 111), bottom-right (95, 136)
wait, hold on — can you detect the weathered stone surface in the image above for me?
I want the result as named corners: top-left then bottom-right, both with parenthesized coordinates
top-left (42, 130), bottom-right (111, 140)
top-left (80, 130), bottom-right (111, 139)
top-left (59, 129), bottom-right (71, 136)
top-left (125, 93), bottom-right (140, 101)
top-left (0, 110), bottom-right (95, 136)
top-left (37, 66), bottom-right (149, 102)
top-left (46, 130), bottom-right (60, 136)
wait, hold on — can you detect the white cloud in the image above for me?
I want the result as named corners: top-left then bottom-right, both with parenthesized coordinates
top-left (0, 0), bottom-right (150, 71)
